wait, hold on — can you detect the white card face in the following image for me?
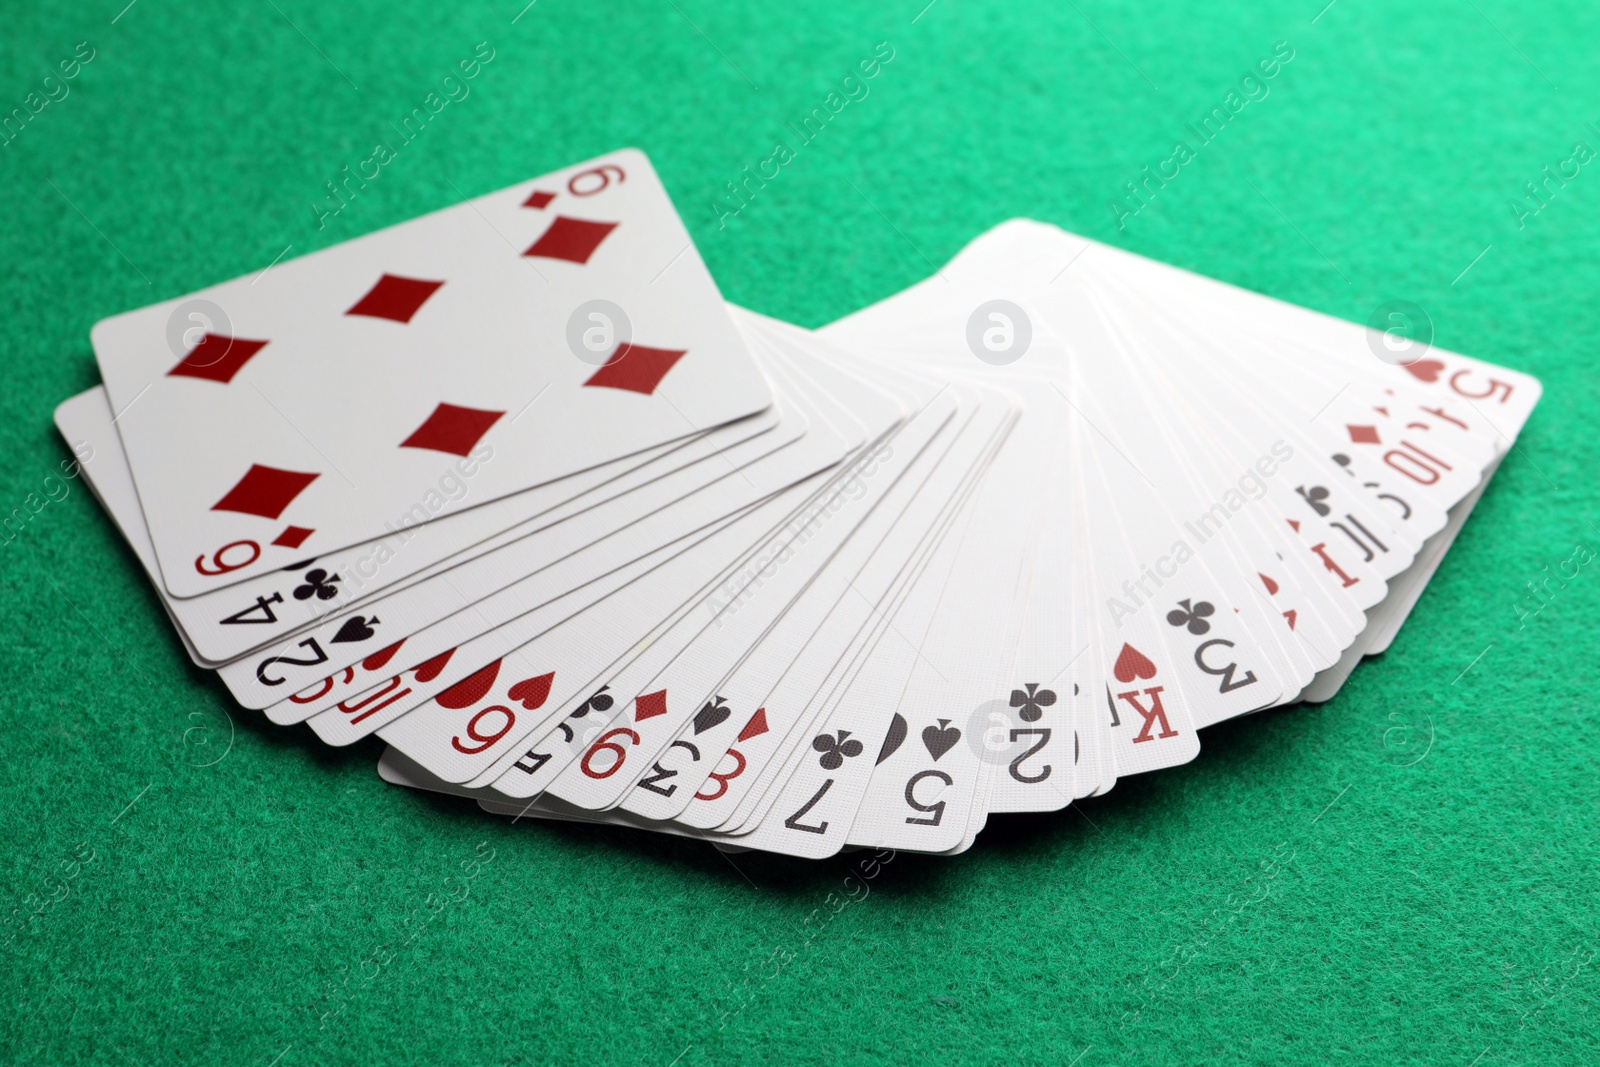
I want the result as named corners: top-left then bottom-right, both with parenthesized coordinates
top-left (218, 378), bottom-right (809, 711)
top-left (423, 487), bottom-right (823, 796)
top-left (314, 495), bottom-right (774, 745)
top-left (821, 219), bottom-right (1536, 734)
top-left (91, 149), bottom-right (773, 597)
top-left (377, 346), bottom-right (927, 790)
top-left (299, 336), bottom-right (868, 746)
top-left (720, 467), bottom-right (990, 859)
top-left (1042, 222), bottom-right (1544, 442)
top-left (365, 348), bottom-right (872, 778)
top-left (457, 331), bottom-right (907, 796)
top-left (529, 366), bottom-right (912, 812)
top-left (53, 385), bottom-right (778, 665)
top-left (542, 378), bottom-right (1000, 815)
top-left (248, 361), bottom-right (837, 723)
top-left (473, 353), bottom-right (945, 805)
top-left (842, 425), bottom-right (1036, 854)
top-left (821, 272), bottom-right (1119, 813)
top-left (684, 386), bottom-right (1012, 845)
top-left (611, 371), bottom-right (985, 831)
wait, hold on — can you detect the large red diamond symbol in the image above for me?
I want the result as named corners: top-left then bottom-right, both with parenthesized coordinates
top-left (583, 343), bottom-right (687, 395)
top-left (212, 464), bottom-right (320, 519)
top-left (523, 217), bottom-right (618, 263)
top-left (1347, 424), bottom-right (1382, 445)
top-left (345, 274), bottom-right (445, 323)
top-left (634, 690), bottom-right (668, 721)
top-left (167, 334), bottom-right (270, 384)
top-left (522, 190), bottom-right (556, 209)
top-left (399, 403), bottom-right (504, 456)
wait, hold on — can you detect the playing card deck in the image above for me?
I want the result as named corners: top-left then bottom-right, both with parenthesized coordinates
top-left (55, 152), bottom-right (1542, 859)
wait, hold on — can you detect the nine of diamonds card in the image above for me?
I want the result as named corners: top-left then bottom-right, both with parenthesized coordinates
top-left (90, 149), bottom-right (772, 597)
top-left (56, 151), bottom-right (1542, 859)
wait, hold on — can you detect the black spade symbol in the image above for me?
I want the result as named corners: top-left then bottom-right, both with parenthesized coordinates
top-left (921, 719), bottom-right (961, 761)
top-left (331, 615), bottom-right (377, 643)
top-left (693, 697), bottom-right (731, 735)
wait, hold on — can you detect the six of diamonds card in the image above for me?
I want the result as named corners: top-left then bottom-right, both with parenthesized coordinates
top-left (56, 149), bottom-right (1541, 860)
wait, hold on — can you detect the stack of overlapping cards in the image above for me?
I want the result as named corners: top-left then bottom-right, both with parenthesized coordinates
top-left (57, 150), bottom-right (1541, 859)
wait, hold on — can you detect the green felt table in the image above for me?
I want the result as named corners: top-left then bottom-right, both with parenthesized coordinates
top-left (3, 1), bottom-right (1598, 1063)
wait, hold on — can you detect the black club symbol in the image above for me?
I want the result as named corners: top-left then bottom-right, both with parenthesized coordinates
top-left (1296, 484), bottom-right (1332, 517)
top-left (293, 568), bottom-right (341, 601)
top-left (1009, 683), bottom-right (1057, 723)
top-left (812, 730), bottom-right (863, 770)
top-left (1166, 598), bottom-right (1215, 635)
top-left (571, 685), bottom-right (614, 718)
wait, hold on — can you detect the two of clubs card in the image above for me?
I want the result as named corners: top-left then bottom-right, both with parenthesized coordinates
top-left (56, 152), bottom-right (1541, 859)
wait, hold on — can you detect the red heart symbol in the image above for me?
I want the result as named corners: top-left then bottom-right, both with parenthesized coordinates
top-left (362, 639), bottom-right (407, 673)
top-left (1402, 358), bottom-right (1444, 383)
top-left (1113, 643), bottom-right (1157, 684)
top-left (411, 647), bottom-right (456, 683)
top-left (507, 672), bottom-right (554, 710)
top-left (436, 658), bottom-right (502, 709)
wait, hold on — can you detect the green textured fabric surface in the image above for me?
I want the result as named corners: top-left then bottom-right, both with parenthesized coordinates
top-left (2, 1), bottom-right (1597, 1063)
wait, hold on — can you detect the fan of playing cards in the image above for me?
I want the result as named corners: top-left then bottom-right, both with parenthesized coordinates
top-left (57, 150), bottom-right (1541, 859)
